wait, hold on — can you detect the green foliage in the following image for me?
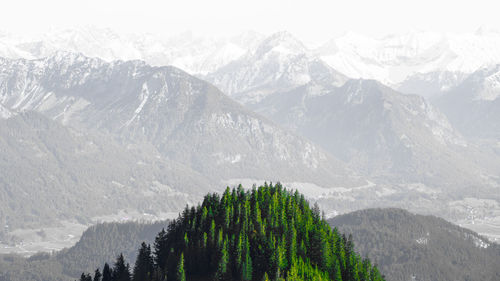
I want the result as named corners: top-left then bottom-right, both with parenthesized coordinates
top-left (177, 252), bottom-right (186, 281)
top-left (81, 184), bottom-right (385, 281)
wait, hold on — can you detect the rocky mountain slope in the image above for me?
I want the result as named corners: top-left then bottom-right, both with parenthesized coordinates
top-left (248, 78), bottom-right (500, 190)
top-left (0, 52), bottom-right (362, 190)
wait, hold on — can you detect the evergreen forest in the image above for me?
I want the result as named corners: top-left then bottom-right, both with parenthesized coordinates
top-left (78, 184), bottom-right (385, 281)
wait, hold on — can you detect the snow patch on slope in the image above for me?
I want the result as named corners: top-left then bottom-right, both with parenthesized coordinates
top-left (0, 104), bottom-right (12, 119)
top-left (126, 83), bottom-right (150, 126)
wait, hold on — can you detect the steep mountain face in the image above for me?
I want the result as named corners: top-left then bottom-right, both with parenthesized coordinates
top-left (328, 208), bottom-right (500, 281)
top-left (205, 31), bottom-right (348, 105)
top-left (249, 78), bottom-right (500, 190)
top-left (435, 65), bottom-right (500, 139)
top-left (0, 112), bottom-right (210, 231)
top-left (0, 53), bottom-right (359, 187)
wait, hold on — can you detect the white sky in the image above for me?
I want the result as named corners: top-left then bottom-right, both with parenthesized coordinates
top-left (1, 0), bottom-right (499, 44)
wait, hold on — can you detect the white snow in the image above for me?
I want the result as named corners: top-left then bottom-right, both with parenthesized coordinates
top-left (472, 236), bottom-right (490, 248)
top-left (415, 237), bottom-right (428, 245)
top-left (125, 83), bottom-right (150, 126)
top-left (3, 27), bottom-right (500, 87)
top-left (213, 152), bottom-right (244, 165)
top-left (0, 104), bottom-right (12, 119)
top-left (475, 68), bottom-right (500, 101)
top-left (316, 30), bottom-right (500, 84)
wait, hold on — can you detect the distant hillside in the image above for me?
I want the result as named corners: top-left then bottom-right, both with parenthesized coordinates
top-left (0, 221), bottom-right (168, 281)
top-left (0, 112), bottom-right (206, 232)
top-left (328, 208), bottom-right (500, 281)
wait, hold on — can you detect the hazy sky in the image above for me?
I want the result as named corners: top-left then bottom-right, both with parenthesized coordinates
top-left (1, 0), bottom-right (498, 44)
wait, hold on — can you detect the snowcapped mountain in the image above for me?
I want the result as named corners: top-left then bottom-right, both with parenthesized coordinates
top-left (316, 29), bottom-right (500, 87)
top-left (4, 26), bottom-right (500, 95)
top-left (0, 52), bottom-right (361, 188)
top-left (463, 64), bottom-right (500, 101)
top-left (248, 78), bottom-right (500, 190)
top-left (436, 64), bottom-right (500, 139)
top-left (0, 26), bottom-right (264, 75)
top-left (205, 31), bottom-right (348, 104)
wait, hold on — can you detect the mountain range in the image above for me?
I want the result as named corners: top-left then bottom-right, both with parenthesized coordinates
top-left (203, 30), bottom-right (500, 191)
top-left (5, 27), bottom-right (500, 85)
top-left (0, 53), bottom-right (357, 187)
top-left (0, 27), bottom-right (499, 261)
top-left (0, 52), bottom-right (366, 248)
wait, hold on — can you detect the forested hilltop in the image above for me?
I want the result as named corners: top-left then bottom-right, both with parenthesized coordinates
top-left (79, 184), bottom-right (385, 281)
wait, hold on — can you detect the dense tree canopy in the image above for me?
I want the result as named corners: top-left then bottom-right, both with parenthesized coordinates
top-left (82, 184), bottom-right (385, 281)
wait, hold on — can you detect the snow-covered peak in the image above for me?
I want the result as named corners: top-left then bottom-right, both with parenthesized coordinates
top-left (45, 50), bottom-right (99, 63)
top-left (0, 27), bottom-right (265, 75)
top-left (37, 50), bottom-right (112, 74)
top-left (317, 30), bottom-right (500, 84)
top-left (254, 31), bottom-right (308, 57)
top-left (5, 27), bottom-right (500, 89)
top-left (465, 64), bottom-right (500, 101)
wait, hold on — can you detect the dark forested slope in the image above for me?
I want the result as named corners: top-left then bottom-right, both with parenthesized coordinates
top-left (328, 208), bottom-right (500, 281)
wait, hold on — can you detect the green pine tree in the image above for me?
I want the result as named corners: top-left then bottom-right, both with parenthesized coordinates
top-left (176, 252), bottom-right (186, 281)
